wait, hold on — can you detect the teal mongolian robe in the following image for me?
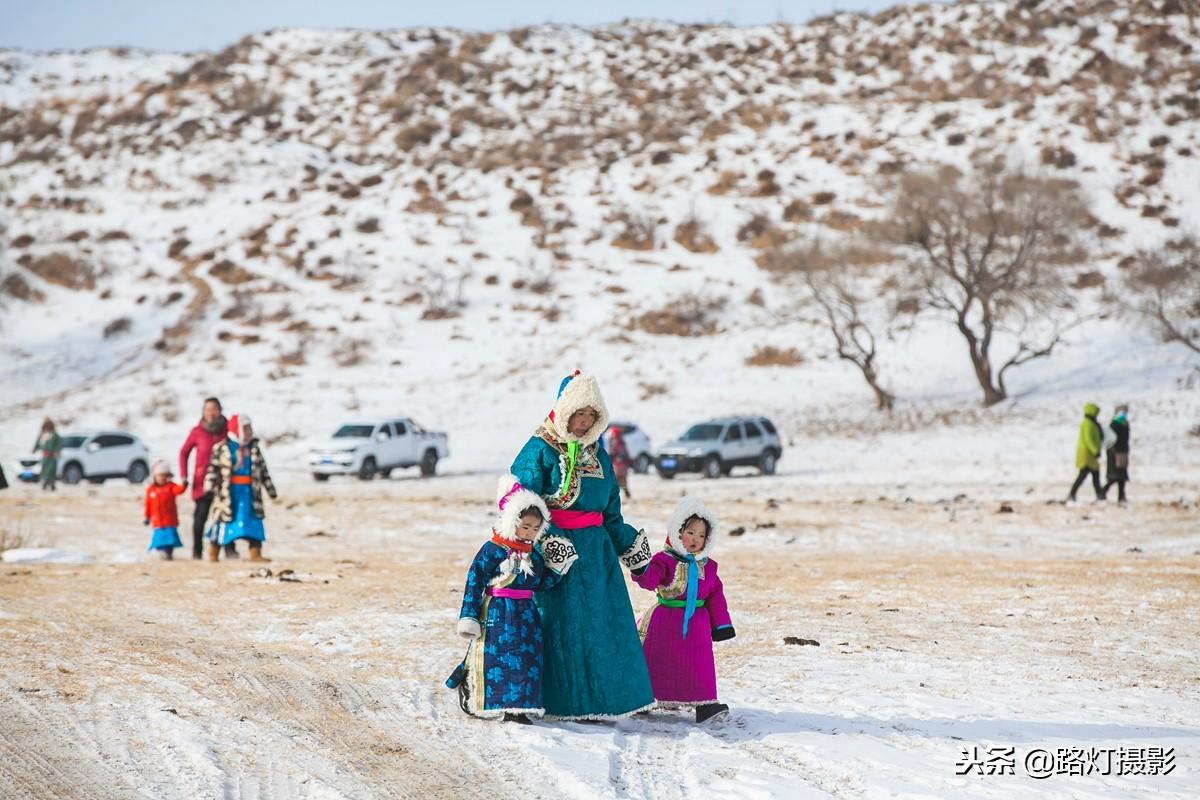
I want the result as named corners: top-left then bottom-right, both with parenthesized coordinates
top-left (510, 428), bottom-right (655, 719)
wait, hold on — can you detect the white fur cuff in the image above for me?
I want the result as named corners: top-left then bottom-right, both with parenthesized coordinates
top-left (457, 618), bottom-right (481, 639)
top-left (541, 535), bottom-right (579, 575)
top-left (620, 528), bottom-right (652, 572)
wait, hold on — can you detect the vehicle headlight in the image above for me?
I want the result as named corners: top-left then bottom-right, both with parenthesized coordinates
top-left (688, 448), bottom-right (704, 457)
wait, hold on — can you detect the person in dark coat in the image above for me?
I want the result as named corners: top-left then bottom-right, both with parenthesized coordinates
top-left (1102, 404), bottom-right (1131, 504)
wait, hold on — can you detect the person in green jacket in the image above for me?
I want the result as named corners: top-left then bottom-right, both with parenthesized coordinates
top-left (1067, 402), bottom-right (1104, 503)
top-left (33, 418), bottom-right (63, 492)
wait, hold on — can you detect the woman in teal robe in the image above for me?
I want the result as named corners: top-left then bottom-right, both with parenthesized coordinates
top-left (509, 371), bottom-right (655, 719)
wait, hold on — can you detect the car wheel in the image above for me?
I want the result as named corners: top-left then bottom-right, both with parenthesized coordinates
top-left (312, 473), bottom-right (330, 482)
top-left (420, 450), bottom-right (438, 477)
top-left (703, 455), bottom-right (722, 479)
top-left (62, 462), bottom-right (84, 485)
top-left (634, 453), bottom-right (651, 474)
top-left (759, 450), bottom-right (777, 476)
top-left (127, 460), bottom-right (149, 484)
top-left (358, 457), bottom-right (377, 481)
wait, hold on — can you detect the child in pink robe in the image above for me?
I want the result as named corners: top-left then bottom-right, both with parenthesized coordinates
top-left (633, 495), bottom-right (735, 723)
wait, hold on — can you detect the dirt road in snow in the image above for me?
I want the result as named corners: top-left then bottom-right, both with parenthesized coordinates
top-left (2, 472), bottom-right (1198, 799)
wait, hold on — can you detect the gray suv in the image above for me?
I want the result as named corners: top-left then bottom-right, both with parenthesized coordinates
top-left (655, 416), bottom-right (783, 479)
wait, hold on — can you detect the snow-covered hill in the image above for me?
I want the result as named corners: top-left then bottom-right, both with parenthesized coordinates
top-left (2, 0), bottom-right (1198, 481)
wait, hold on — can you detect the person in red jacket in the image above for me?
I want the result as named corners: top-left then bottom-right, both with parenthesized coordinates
top-left (144, 460), bottom-right (188, 560)
top-left (180, 397), bottom-right (232, 560)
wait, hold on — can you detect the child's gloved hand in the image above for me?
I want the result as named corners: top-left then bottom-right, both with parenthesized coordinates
top-left (181, 480), bottom-right (189, 490)
top-left (142, 518), bottom-right (150, 526)
top-left (457, 618), bottom-right (482, 640)
top-left (712, 625), bottom-right (736, 642)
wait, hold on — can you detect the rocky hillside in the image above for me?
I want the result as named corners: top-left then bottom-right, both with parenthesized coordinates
top-left (1, 0), bottom-right (1198, 475)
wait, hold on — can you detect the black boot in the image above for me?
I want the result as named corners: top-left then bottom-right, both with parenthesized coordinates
top-left (503, 712), bottom-right (533, 725)
top-left (695, 703), bottom-right (729, 724)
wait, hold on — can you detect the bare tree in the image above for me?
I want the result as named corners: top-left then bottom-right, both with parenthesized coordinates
top-left (763, 240), bottom-right (896, 411)
top-left (1123, 238), bottom-right (1200, 355)
top-left (883, 164), bottom-right (1089, 406)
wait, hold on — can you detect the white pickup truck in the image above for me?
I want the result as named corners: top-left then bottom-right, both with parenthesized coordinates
top-left (308, 418), bottom-right (449, 481)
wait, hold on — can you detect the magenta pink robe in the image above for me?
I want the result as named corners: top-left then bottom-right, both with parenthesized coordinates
top-left (634, 550), bottom-right (732, 706)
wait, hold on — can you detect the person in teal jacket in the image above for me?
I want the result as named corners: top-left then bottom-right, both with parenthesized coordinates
top-left (1067, 402), bottom-right (1104, 502)
top-left (509, 371), bottom-right (655, 720)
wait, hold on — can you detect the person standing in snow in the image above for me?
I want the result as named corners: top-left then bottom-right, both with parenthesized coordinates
top-left (507, 371), bottom-right (656, 720)
top-left (33, 418), bottom-right (62, 492)
top-left (607, 425), bottom-right (633, 500)
top-left (1102, 404), bottom-right (1132, 505)
top-left (633, 496), bottom-right (735, 724)
top-left (180, 398), bottom-right (233, 560)
top-left (203, 414), bottom-right (276, 563)
top-left (144, 460), bottom-right (187, 560)
top-left (1067, 402), bottom-right (1105, 503)
top-left (449, 476), bottom-right (579, 724)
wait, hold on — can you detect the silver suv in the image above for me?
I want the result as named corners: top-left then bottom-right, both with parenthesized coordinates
top-left (655, 416), bottom-right (782, 479)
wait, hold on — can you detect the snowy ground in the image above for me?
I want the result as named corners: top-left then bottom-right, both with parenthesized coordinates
top-left (2, 469), bottom-right (1197, 799)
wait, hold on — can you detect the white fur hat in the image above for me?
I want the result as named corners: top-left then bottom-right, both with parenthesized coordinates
top-left (151, 459), bottom-right (172, 476)
top-left (665, 495), bottom-right (717, 560)
top-left (549, 371), bottom-right (610, 447)
top-left (494, 474), bottom-right (550, 543)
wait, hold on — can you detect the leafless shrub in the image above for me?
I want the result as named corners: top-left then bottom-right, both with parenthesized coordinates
top-left (611, 212), bottom-right (657, 251)
top-left (0, 517), bottom-right (37, 552)
top-left (639, 382), bottom-right (669, 400)
top-left (396, 119), bottom-right (440, 150)
top-left (218, 78), bottom-right (282, 117)
top-left (332, 337), bottom-right (369, 367)
top-left (1121, 238), bottom-right (1200, 355)
top-left (1, 272), bottom-right (44, 302)
top-left (674, 215), bottom-right (719, 254)
top-left (25, 252), bottom-right (95, 290)
top-left (415, 262), bottom-right (470, 319)
top-left (103, 316), bottom-right (132, 338)
top-left (881, 164), bottom-right (1091, 405)
top-left (633, 292), bottom-right (726, 337)
top-left (745, 346), bottom-right (806, 367)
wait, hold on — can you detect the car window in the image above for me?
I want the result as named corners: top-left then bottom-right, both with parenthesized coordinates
top-left (95, 434), bottom-right (132, 448)
top-left (377, 424), bottom-right (393, 438)
top-left (745, 421), bottom-right (763, 438)
top-left (724, 425), bottom-right (743, 442)
top-left (681, 424), bottom-right (722, 441)
top-left (59, 436), bottom-right (87, 449)
top-left (761, 419), bottom-right (777, 435)
top-left (334, 425), bottom-right (373, 438)
top-left (393, 421), bottom-right (408, 435)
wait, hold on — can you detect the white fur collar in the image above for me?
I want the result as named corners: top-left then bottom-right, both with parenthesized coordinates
top-left (665, 495), bottom-right (717, 561)
top-left (549, 372), bottom-right (610, 447)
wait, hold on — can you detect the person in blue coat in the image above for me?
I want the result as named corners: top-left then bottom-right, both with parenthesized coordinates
top-left (509, 371), bottom-right (656, 720)
top-left (451, 475), bottom-right (579, 723)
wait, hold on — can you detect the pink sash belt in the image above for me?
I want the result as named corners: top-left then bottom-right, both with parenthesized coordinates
top-left (487, 587), bottom-right (533, 600)
top-left (549, 509), bottom-right (604, 529)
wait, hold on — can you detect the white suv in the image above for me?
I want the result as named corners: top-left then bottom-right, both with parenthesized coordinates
top-left (18, 431), bottom-right (151, 484)
top-left (308, 418), bottom-right (450, 481)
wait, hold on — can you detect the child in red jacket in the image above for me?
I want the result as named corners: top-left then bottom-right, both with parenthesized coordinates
top-left (145, 459), bottom-right (188, 560)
